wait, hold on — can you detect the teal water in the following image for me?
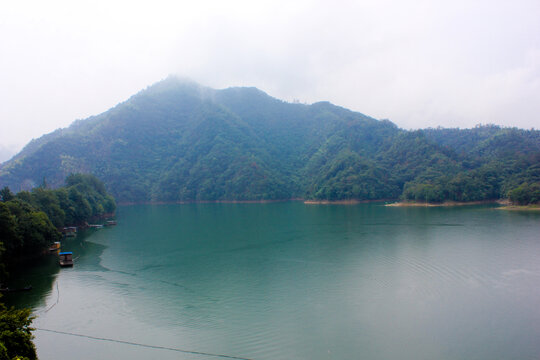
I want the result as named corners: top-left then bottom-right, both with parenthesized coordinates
top-left (6, 203), bottom-right (540, 360)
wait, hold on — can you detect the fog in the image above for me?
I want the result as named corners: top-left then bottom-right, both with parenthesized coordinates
top-left (1, 0), bottom-right (539, 161)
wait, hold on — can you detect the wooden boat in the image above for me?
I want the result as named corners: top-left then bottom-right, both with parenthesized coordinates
top-left (63, 226), bottom-right (77, 237)
top-left (59, 252), bottom-right (74, 267)
top-left (49, 241), bottom-right (61, 253)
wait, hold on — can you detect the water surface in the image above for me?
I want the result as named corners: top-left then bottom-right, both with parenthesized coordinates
top-left (8, 203), bottom-right (540, 360)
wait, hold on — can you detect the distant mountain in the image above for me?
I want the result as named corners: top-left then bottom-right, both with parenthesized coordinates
top-left (1, 76), bottom-right (539, 203)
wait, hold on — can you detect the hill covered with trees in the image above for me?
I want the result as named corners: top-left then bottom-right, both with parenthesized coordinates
top-left (0, 174), bottom-right (116, 264)
top-left (0, 77), bottom-right (538, 204)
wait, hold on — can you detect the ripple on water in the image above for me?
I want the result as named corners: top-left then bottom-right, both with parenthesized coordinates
top-left (20, 203), bottom-right (540, 360)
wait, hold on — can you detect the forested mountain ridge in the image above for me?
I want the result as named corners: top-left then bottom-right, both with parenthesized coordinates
top-left (1, 77), bottom-right (539, 204)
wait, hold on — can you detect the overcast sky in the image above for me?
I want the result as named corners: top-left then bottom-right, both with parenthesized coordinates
top-left (1, 0), bottom-right (539, 161)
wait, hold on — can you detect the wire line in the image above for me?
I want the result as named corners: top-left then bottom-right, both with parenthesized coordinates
top-left (35, 327), bottom-right (254, 360)
top-left (44, 282), bottom-right (60, 313)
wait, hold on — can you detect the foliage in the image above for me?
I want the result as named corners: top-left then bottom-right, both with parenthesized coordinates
top-left (0, 200), bottom-right (60, 262)
top-left (0, 174), bottom-right (115, 266)
top-left (14, 173), bottom-right (115, 227)
top-left (508, 183), bottom-right (540, 205)
top-left (0, 232), bottom-right (35, 360)
top-left (0, 303), bottom-right (36, 360)
top-left (0, 188), bottom-right (14, 203)
top-left (0, 77), bottom-right (539, 203)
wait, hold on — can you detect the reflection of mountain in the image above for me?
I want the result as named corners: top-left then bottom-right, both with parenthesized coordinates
top-left (3, 229), bottom-right (108, 310)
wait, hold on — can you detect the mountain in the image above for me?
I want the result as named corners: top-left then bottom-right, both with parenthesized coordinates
top-left (1, 76), bottom-right (539, 204)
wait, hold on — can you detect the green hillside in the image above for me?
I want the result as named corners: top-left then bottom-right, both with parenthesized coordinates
top-left (1, 77), bottom-right (539, 204)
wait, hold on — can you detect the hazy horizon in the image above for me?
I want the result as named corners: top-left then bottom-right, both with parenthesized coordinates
top-left (1, 76), bottom-right (539, 163)
top-left (1, 0), bottom-right (539, 161)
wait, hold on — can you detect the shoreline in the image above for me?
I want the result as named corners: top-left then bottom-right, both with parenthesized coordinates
top-left (496, 204), bottom-right (540, 211)
top-left (118, 198), bottom-right (396, 206)
top-left (118, 199), bottom-right (305, 206)
top-left (117, 199), bottom-right (539, 209)
top-left (385, 200), bottom-right (502, 207)
top-left (303, 199), bottom-right (394, 205)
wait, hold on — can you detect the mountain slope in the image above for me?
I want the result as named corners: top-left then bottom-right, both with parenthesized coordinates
top-left (1, 77), bottom-right (539, 203)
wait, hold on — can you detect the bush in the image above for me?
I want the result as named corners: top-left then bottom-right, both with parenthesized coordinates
top-left (508, 183), bottom-right (540, 205)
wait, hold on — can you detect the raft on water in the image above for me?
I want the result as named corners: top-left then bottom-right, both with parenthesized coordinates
top-left (59, 252), bottom-right (74, 267)
top-left (63, 227), bottom-right (77, 237)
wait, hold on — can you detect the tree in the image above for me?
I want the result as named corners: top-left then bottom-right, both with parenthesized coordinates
top-left (17, 211), bottom-right (60, 254)
top-left (68, 188), bottom-right (92, 224)
top-left (508, 183), bottom-right (540, 205)
top-left (0, 188), bottom-right (14, 203)
top-left (30, 188), bottom-right (65, 228)
top-left (0, 211), bottom-right (36, 360)
top-left (1, 200), bottom-right (60, 258)
top-left (0, 203), bottom-right (19, 282)
top-left (0, 303), bottom-right (37, 360)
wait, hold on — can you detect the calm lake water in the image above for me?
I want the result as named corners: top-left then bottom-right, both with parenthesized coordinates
top-left (6, 202), bottom-right (540, 360)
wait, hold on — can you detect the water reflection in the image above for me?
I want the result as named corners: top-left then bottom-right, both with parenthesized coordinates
top-left (3, 229), bottom-right (108, 310)
top-left (8, 203), bottom-right (540, 360)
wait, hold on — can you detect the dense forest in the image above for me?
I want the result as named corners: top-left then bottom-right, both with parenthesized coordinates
top-left (0, 173), bottom-right (115, 265)
top-left (0, 77), bottom-right (538, 204)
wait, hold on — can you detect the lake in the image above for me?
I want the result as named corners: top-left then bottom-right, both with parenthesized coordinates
top-left (6, 202), bottom-right (540, 360)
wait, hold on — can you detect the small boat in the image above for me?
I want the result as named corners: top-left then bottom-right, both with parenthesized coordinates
top-left (105, 220), bottom-right (117, 226)
top-left (88, 224), bottom-right (104, 229)
top-left (0, 285), bottom-right (32, 293)
top-left (49, 241), bottom-right (61, 253)
top-left (59, 252), bottom-right (74, 267)
top-left (63, 227), bottom-right (77, 237)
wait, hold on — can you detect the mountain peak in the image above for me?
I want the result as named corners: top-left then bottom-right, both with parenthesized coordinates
top-left (139, 75), bottom-right (207, 96)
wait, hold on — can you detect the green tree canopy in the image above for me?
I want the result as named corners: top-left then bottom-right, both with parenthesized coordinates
top-left (0, 303), bottom-right (36, 360)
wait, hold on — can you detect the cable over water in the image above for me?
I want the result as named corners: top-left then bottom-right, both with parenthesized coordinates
top-left (35, 328), bottom-right (254, 360)
top-left (43, 282), bottom-right (60, 313)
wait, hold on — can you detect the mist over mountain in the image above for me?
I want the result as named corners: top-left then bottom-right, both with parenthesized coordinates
top-left (1, 77), bottom-right (539, 204)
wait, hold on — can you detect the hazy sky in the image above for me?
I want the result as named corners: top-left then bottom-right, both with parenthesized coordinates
top-left (1, 0), bottom-right (539, 161)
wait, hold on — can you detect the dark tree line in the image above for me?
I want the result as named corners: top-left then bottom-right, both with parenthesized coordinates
top-left (402, 128), bottom-right (540, 204)
top-left (0, 174), bottom-right (115, 262)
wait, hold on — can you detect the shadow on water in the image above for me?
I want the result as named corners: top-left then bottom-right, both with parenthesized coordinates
top-left (2, 228), bottom-right (108, 310)
top-left (2, 255), bottom-right (59, 311)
